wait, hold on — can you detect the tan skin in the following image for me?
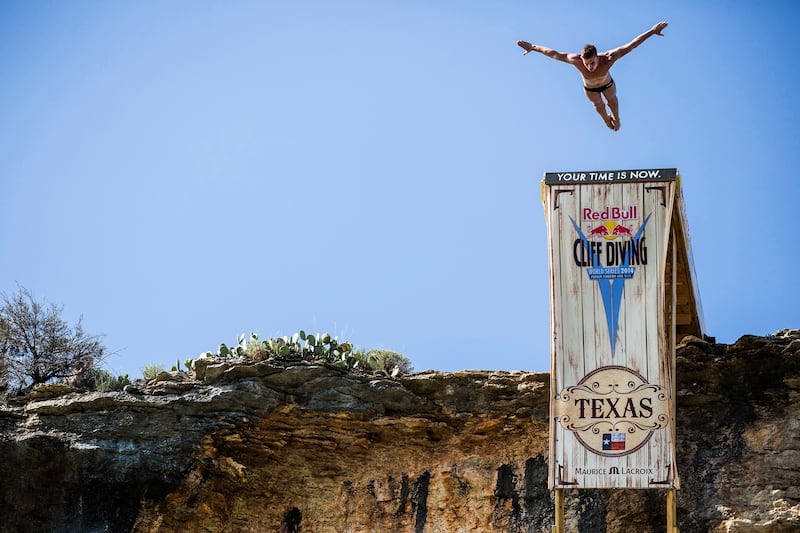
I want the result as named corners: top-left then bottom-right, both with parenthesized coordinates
top-left (517, 22), bottom-right (668, 131)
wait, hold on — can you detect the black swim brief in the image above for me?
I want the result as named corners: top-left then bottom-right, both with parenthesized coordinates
top-left (585, 78), bottom-right (614, 93)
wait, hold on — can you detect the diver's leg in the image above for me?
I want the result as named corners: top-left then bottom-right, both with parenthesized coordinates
top-left (604, 84), bottom-right (620, 131)
top-left (585, 90), bottom-right (614, 130)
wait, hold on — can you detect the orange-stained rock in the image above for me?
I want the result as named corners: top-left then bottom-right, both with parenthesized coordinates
top-left (1, 331), bottom-right (799, 532)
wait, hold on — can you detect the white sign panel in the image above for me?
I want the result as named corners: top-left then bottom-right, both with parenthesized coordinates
top-left (543, 170), bottom-right (679, 490)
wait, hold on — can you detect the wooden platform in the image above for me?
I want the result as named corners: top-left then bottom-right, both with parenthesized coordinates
top-left (542, 168), bottom-right (704, 492)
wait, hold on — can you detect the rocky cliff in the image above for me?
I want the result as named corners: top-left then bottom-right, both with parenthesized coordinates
top-left (1, 331), bottom-right (799, 533)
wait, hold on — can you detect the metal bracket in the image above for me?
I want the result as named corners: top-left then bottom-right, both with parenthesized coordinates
top-left (558, 464), bottom-right (579, 486)
top-left (650, 464), bottom-right (673, 485)
top-left (645, 185), bottom-right (667, 207)
top-left (553, 189), bottom-right (574, 210)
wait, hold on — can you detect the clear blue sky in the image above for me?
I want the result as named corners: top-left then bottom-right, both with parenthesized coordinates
top-left (2, 1), bottom-right (798, 379)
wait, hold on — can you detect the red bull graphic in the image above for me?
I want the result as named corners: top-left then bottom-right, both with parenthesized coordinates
top-left (573, 224), bottom-right (649, 272)
top-left (587, 224), bottom-right (610, 238)
top-left (612, 224), bottom-right (633, 237)
top-left (570, 210), bottom-right (650, 355)
top-left (584, 221), bottom-right (637, 242)
top-left (582, 206), bottom-right (638, 221)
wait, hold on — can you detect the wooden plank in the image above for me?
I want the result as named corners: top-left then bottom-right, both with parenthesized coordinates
top-left (555, 184), bottom-right (583, 488)
top-left (544, 186), bottom-right (561, 489)
top-left (546, 185), bottom-right (579, 488)
top-left (581, 183), bottom-right (611, 484)
top-left (670, 223), bottom-right (680, 490)
top-left (619, 182), bottom-right (647, 488)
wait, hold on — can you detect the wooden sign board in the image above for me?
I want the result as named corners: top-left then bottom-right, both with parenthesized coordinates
top-left (542, 168), bottom-right (703, 490)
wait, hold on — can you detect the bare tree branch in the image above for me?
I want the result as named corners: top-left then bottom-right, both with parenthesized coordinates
top-left (0, 287), bottom-right (106, 393)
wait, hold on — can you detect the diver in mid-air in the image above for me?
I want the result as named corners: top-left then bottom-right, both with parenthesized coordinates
top-left (518, 22), bottom-right (668, 131)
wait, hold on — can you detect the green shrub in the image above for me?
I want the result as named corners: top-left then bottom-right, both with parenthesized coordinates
top-left (367, 349), bottom-right (414, 376)
top-left (97, 372), bottom-right (130, 392)
top-left (79, 368), bottom-right (130, 392)
top-left (141, 363), bottom-right (165, 380)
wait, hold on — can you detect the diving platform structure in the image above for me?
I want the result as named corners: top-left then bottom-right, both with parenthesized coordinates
top-left (541, 168), bottom-right (704, 532)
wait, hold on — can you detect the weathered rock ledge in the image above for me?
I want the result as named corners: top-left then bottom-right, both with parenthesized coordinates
top-left (1, 331), bottom-right (799, 532)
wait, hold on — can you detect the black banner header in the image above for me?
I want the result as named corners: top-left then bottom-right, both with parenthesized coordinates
top-left (544, 168), bottom-right (678, 184)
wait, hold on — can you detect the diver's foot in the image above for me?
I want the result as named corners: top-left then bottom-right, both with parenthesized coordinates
top-left (603, 115), bottom-right (615, 130)
top-left (611, 115), bottom-right (620, 131)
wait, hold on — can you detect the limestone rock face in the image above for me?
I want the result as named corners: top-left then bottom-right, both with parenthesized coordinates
top-left (0, 331), bottom-right (799, 532)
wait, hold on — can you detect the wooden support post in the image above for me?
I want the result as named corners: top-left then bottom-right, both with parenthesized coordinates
top-left (666, 489), bottom-right (678, 532)
top-left (554, 489), bottom-right (565, 533)
top-left (668, 231), bottom-right (679, 533)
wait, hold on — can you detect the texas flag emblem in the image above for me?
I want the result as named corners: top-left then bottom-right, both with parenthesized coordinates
top-left (603, 433), bottom-right (626, 451)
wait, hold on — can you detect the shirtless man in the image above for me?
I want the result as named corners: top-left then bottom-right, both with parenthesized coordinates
top-left (517, 22), bottom-right (668, 131)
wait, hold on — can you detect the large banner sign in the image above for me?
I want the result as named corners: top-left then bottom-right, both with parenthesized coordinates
top-left (543, 168), bottom-right (680, 490)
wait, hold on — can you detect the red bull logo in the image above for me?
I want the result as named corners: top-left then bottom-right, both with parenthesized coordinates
top-left (587, 225), bottom-right (610, 238)
top-left (612, 224), bottom-right (633, 237)
top-left (583, 206), bottom-right (638, 221)
top-left (586, 222), bottom-right (634, 241)
top-left (569, 213), bottom-right (652, 356)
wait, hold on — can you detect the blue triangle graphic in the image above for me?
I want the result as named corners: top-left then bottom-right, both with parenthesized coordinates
top-left (570, 215), bottom-right (651, 356)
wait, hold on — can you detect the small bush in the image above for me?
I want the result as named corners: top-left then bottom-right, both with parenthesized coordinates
top-left (142, 363), bottom-right (165, 380)
top-left (96, 371), bottom-right (130, 392)
top-left (75, 368), bottom-right (130, 392)
top-left (367, 349), bottom-right (413, 376)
